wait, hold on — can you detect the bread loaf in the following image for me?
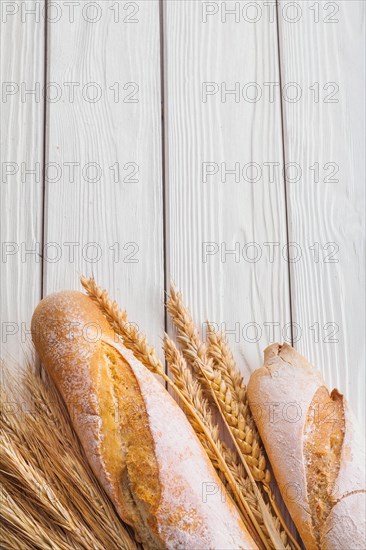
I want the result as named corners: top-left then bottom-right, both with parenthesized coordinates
top-left (247, 343), bottom-right (366, 550)
top-left (31, 291), bottom-right (257, 550)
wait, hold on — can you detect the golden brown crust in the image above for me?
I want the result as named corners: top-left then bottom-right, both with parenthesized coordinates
top-left (102, 343), bottom-right (161, 543)
top-left (101, 343), bottom-right (161, 532)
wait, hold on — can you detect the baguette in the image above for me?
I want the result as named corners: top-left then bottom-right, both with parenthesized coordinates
top-left (247, 343), bottom-right (366, 550)
top-left (31, 291), bottom-right (257, 550)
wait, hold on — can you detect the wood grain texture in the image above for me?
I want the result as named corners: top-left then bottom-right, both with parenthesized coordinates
top-left (1, 0), bottom-right (363, 443)
top-left (0, 2), bottom-right (45, 369)
top-left (278, 0), bottom-right (365, 431)
top-left (44, 0), bottom-right (164, 352)
top-left (163, 0), bottom-right (291, 375)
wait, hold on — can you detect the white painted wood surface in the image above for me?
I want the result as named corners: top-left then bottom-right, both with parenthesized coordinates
top-left (163, 0), bottom-right (291, 377)
top-left (1, 0), bottom-right (364, 438)
top-left (278, 0), bottom-right (365, 430)
top-left (0, 1), bottom-right (45, 370)
top-left (44, 0), bottom-right (164, 353)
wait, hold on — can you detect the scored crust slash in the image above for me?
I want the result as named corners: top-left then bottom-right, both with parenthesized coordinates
top-left (247, 343), bottom-right (366, 550)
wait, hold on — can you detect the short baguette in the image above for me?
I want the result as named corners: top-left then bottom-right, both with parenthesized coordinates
top-left (31, 291), bottom-right (257, 550)
top-left (247, 343), bottom-right (366, 550)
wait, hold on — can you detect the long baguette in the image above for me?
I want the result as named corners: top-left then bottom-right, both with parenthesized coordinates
top-left (31, 291), bottom-right (257, 550)
top-left (247, 343), bottom-right (366, 550)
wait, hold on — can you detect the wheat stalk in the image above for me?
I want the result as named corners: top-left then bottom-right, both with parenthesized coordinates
top-left (1, 433), bottom-right (88, 549)
top-left (0, 367), bottom-right (139, 550)
top-left (206, 326), bottom-right (301, 549)
top-left (166, 286), bottom-right (301, 550)
top-left (163, 335), bottom-right (290, 550)
top-left (1, 487), bottom-right (76, 550)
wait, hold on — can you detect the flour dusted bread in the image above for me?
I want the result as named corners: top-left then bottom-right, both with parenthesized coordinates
top-left (31, 291), bottom-right (257, 550)
top-left (247, 343), bottom-right (366, 550)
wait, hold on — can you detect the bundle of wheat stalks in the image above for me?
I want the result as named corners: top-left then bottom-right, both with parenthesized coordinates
top-left (0, 366), bottom-right (140, 550)
top-left (0, 276), bottom-right (302, 549)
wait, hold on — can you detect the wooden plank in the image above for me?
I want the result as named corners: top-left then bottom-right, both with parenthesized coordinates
top-left (44, 0), bottom-right (164, 352)
top-left (0, 0), bottom-right (45, 371)
top-left (163, 0), bottom-right (291, 375)
top-left (277, 0), bottom-right (365, 429)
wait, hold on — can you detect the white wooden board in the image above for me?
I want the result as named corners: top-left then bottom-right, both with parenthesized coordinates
top-left (278, 0), bottom-right (365, 432)
top-left (43, 0), bottom-right (164, 353)
top-left (0, 0), bottom-right (364, 436)
top-left (0, 0), bottom-right (45, 372)
top-left (163, 0), bottom-right (291, 376)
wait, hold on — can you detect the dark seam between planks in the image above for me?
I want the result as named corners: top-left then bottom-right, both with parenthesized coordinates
top-left (275, 0), bottom-right (294, 347)
top-left (159, 0), bottom-right (168, 381)
top-left (41, 0), bottom-right (49, 299)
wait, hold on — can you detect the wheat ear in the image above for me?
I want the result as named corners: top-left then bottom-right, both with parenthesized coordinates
top-left (1, 486), bottom-right (74, 550)
top-left (167, 286), bottom-right (270, 481)
top-left (206, 326), bottom-right (300, 550)
top-left (80, 277), bottom-right (266, 548)
top-left (206, 324), bottom-right (271, 483)
top-left (167, 286), bottom-right (299, 550)
top-left (1, 432), bottom-right (91, 549)
top-left (164, 335), bottom-right (289, 550)
top-left (80, 276), bottom-right (164, 376)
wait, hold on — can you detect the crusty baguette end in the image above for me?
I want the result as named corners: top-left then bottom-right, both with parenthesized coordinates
top-left (248, 343), bottom-right (366, 550)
